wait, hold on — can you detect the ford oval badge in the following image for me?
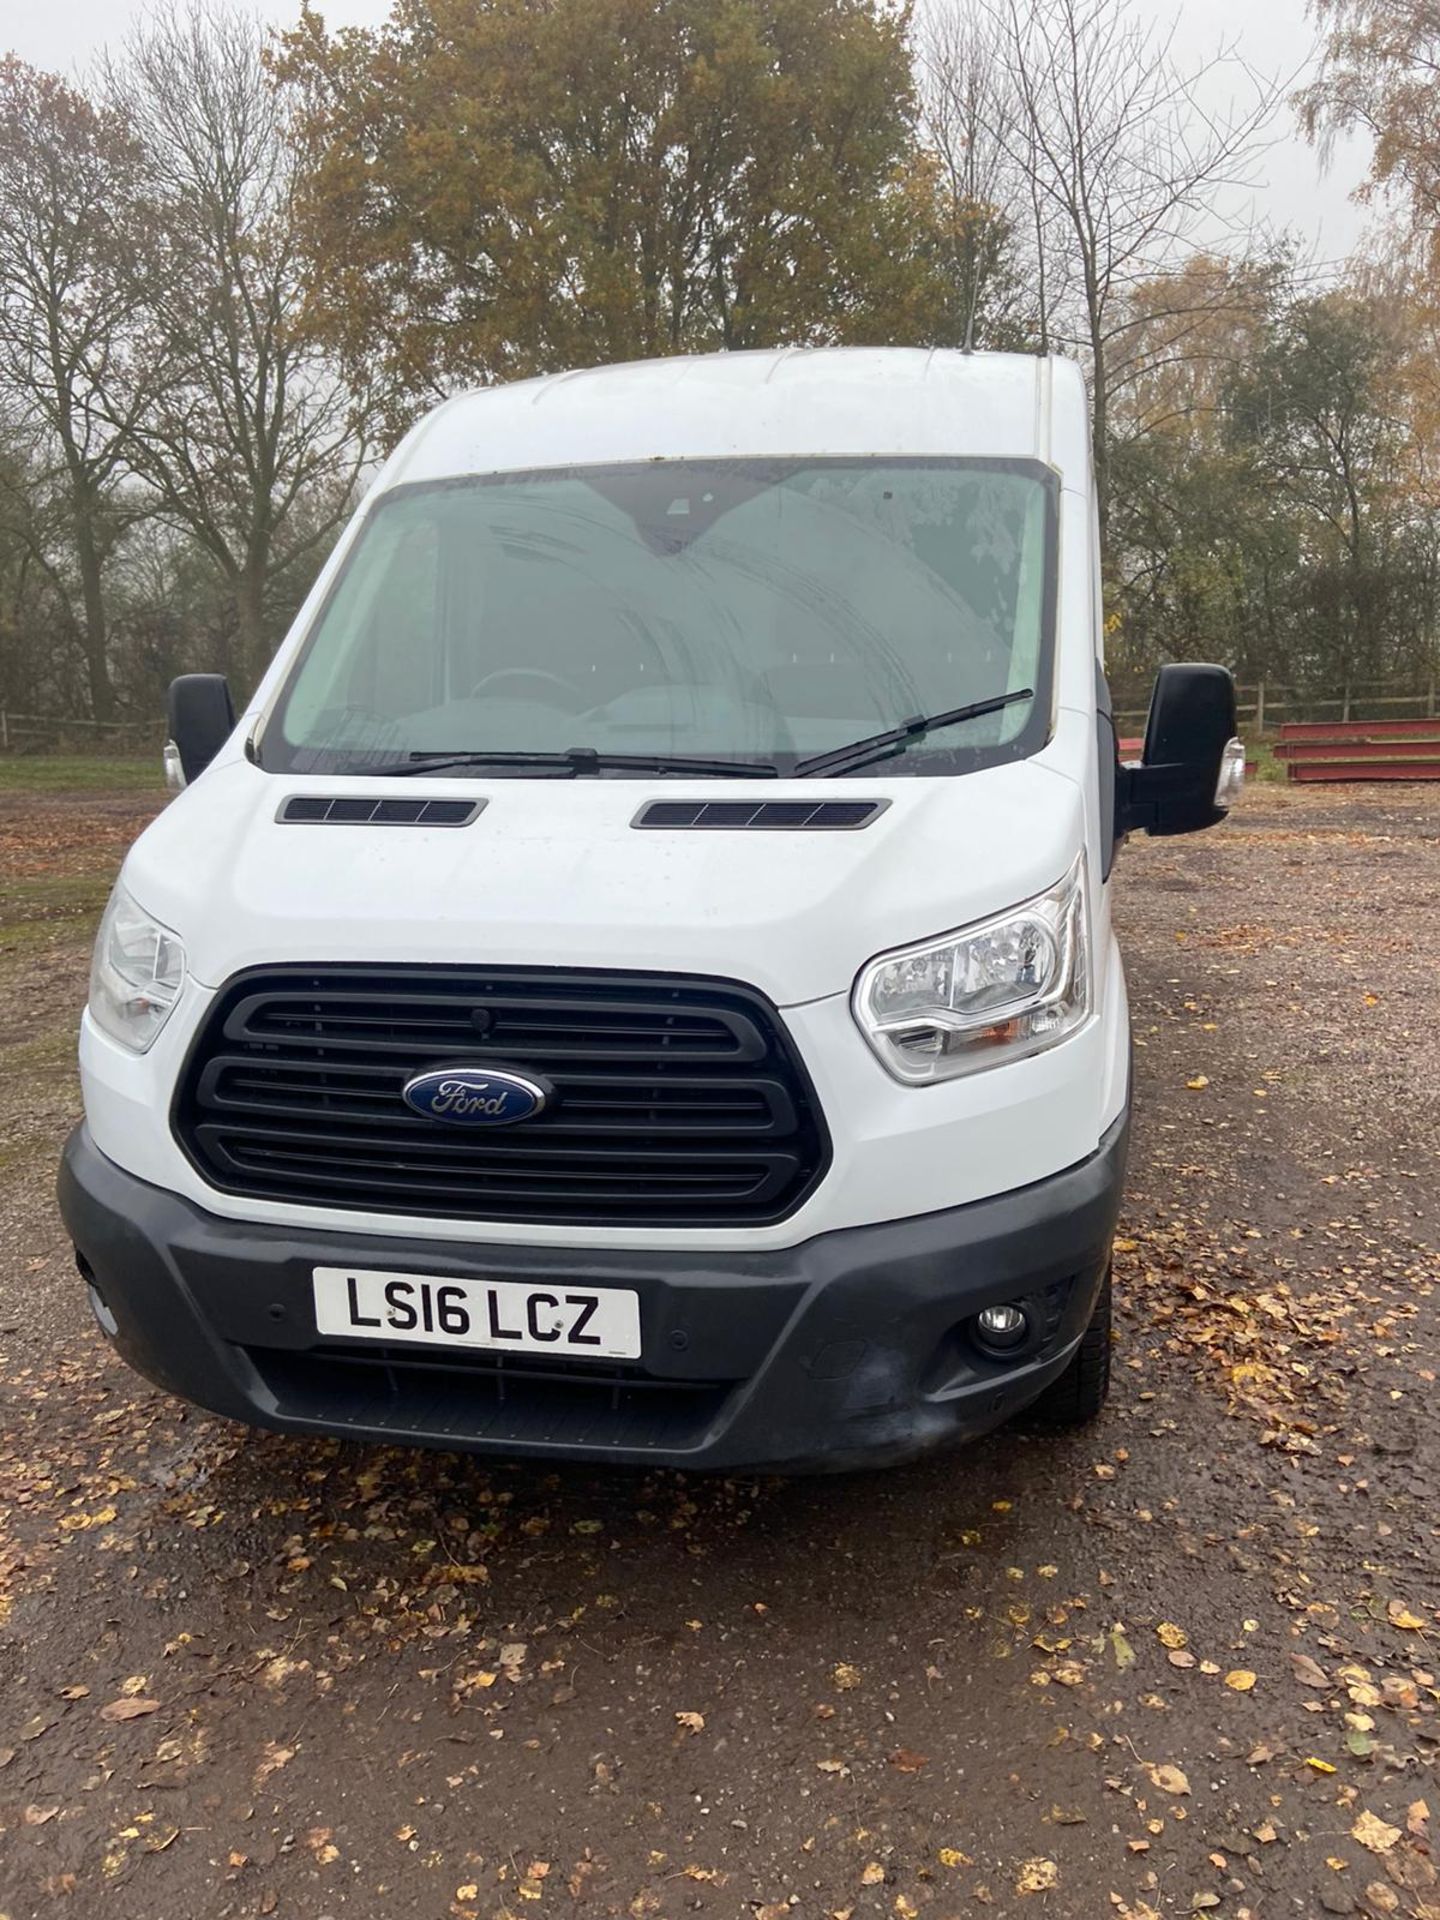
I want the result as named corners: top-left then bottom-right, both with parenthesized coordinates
top-left (402, 1066), bottom-right (549, 1126)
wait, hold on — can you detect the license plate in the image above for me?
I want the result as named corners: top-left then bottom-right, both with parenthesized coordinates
top-left (312, 1267), bottom-right (642, 1360)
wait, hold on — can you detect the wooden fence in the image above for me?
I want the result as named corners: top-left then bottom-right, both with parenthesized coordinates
top-left (1112, 676), bottom-right (1439, 733)
top-left (6, 673), bottom-right (1439, 753)
top-left (0, 711), bottom-right (168, 755)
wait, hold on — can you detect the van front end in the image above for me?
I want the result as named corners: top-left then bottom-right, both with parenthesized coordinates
top-left (59, 347), bottom-right (1238, 1472)
top-left (59, 776), bottom-right (1131, 1471)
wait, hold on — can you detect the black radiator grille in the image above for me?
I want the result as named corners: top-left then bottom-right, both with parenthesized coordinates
top-left (175, 966), bottom-right (830, 1226)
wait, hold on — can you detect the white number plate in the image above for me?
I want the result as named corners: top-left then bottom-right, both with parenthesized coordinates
top-left (312, 1267), bottom-right (642, 1360)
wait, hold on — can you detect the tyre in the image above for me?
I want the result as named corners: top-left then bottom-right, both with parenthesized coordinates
top-left (1026, 1266), bottom-right (1112, 1428)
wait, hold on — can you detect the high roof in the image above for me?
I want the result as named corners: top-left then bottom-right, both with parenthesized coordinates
top-left (382, 347), bottom-right (1090, 491)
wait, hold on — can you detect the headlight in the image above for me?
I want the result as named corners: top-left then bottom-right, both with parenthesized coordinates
top-left (853, 856), bottom-right (1089, 1083)
top-left (88, 882), bottom-right (186, 1053)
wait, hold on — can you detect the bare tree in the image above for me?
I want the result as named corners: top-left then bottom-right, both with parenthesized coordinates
top-left (923, 0), bottom-right (1280, 543)
top-left (919, 11), bottom-right (1044, 348)
top-left (0, 58), bottom-right (159, 719)
top-left (105, 3), bottom-right (379, 692)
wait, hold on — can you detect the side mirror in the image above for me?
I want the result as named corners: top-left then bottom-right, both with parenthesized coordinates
top-left (1117, 664), bottom-right (1243, 838)
top-left (166, 674), bottom-right (236, 790)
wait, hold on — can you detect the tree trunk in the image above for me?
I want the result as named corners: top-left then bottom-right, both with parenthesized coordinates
top-left (73, 500), bottom-right (116, 722)
top-left (234, 560), bottom-right (271, 698)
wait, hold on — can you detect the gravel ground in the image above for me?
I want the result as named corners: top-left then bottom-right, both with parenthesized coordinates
top-left (0, 775), bottom-right (1436, 1920)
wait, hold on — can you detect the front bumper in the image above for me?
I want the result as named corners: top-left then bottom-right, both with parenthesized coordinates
top-left (59, 1110), bottom-right (1128, 1473)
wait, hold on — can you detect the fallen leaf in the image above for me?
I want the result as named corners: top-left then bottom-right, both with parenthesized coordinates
top-left (937, 1848), bottom-right (972, 1868)
top-left (100, 1697), bottom-right (161, 1723)
top-left (894, 1898), bottom-right (917, 1920)
top-left (1156, 1623), bottom-right (1189, 1650)
top-left (1111, 1626), bottom-right (1136, 1670)
top-left (675, 1711), bottom-right (704, 1734)
top-left (1290, 1653), bottom-right (1330, 1688)
top-left (833, 1664), bottom-right (862, 1691)
top-left (1351, 1811), bottom-right (1402, 1855)
top-left (1306, 1757), bottom-right (1337, 1774)
top-left (23, 1805), bottom-right (59, 1826)
top-left (254, 1740), bottom-right (296, 1789)
top-left (888, 1749), bottom-right (928, 1773)
top-left (861, 1863), bottom-right (886, 1887)
top-left (1224, 1670), bottom-right (1257, 1692)
top-left (1186, 1075), bottom-right (1209, 1091)
top-left (1145, 1764), bottom-right (1191, 1796)
top-left (1387, 1602), bottom-right (1427, 1632)
top-left (1016, 1859), bottom-right (1059, 1894)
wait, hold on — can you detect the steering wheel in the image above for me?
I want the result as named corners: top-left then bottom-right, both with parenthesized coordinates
top-left (470, 667), bottom-right (589, 712)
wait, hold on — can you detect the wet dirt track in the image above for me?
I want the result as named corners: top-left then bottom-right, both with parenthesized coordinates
top-left (0, 778), bottom-right (1437, 1920)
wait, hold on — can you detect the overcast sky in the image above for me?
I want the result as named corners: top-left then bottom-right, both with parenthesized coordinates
top-left (12, 0), bottom-right (1376, 269)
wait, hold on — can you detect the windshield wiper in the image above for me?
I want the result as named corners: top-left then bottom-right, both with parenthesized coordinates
top-left (793, 688), bottom-right (1036, 779)
top-left (346, 748), bottom-right (780, 779)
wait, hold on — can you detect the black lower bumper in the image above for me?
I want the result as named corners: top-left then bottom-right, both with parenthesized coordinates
top-left (58, 1111), bottom-right (1128, 1473)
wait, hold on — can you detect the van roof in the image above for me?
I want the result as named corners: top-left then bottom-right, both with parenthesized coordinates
top-left (383, 347), bottom-right (1091, 491)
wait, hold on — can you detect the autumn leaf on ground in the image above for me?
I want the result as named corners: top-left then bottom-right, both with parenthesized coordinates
top-left (833, 1664), bottom-right (862, 1690)
top-left (888, 1749), bottom-right (928, 1773)
top-left (1224, 1670), bottom-right (1257, 1692)
top-left (305, 1827), bottom-right (340, 1866)
top-left (1156, 1622), bottom-right (1188, 1650)
top-left (675, 1711), bottom-right (704, 1734)
top-left (100, 1697), bottom-right (160, 1723)
top-left (1290, 1652), bottom-right (1330, 1688)
top-left (1386, 1600), bottom-right (1427, 1631)
top-left (1144, 1763), bottom-right (1191, 1796)
top-left (1015, 1858), bottom-right (1059, 1894)
top-left (1186, 1075), bottom-right (1210, 1091)
top-left (860, 1863), bottom-right (886, 1886)
top-left (1351, 1811), bottom-right (1402, 1854)
top-left (254, 1740), bottom-right (296, 1790)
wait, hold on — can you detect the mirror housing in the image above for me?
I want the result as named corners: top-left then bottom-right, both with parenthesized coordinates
top-left (1117, 664), bottom-right (1240, 838)
top-left (166, 674), bottom-right (236, 789)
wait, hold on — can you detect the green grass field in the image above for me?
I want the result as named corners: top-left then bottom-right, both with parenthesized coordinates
top-left (0, 755), bottom-right (165, 795)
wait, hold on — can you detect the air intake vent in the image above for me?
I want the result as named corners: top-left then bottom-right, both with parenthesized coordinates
top-left (634, 798), bottom-right (886, 831)
top-left (277, 796), bottom-right (484, 827)
top-left (174, 965), bottom-right (830, 1228)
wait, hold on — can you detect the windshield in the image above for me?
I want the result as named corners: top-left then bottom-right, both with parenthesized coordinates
top-left (261, 457), bottom-right (1058, 777)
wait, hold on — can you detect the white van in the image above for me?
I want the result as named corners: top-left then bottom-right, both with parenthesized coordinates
top-left (59, 348), bottom-right (1242, 1472)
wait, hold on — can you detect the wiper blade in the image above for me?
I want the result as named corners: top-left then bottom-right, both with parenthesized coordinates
top-left (794, 688), bottom-right (1035, 779)
top-left (344, 748), bottom-right (779, 779)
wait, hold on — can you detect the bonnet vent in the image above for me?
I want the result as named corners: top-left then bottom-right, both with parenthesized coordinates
top-left (277, 795), bottom-right (484, 827)
top-left (634, 798), bottom-right (887, 831)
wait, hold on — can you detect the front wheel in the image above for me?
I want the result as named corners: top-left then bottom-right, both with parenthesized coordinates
top-left (1026, 1267), bottom-right (1112, 1428)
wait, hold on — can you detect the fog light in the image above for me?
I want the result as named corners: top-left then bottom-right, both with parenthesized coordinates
top-left (976, 1303), bottom-right (1029, 1351)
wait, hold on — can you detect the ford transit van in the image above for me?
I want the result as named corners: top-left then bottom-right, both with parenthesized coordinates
top-left (59, 348), bottom-right (1242, 1471)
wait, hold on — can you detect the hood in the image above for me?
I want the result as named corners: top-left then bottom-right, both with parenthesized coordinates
top-left (123, 754), bottom-right (1085, 1006)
